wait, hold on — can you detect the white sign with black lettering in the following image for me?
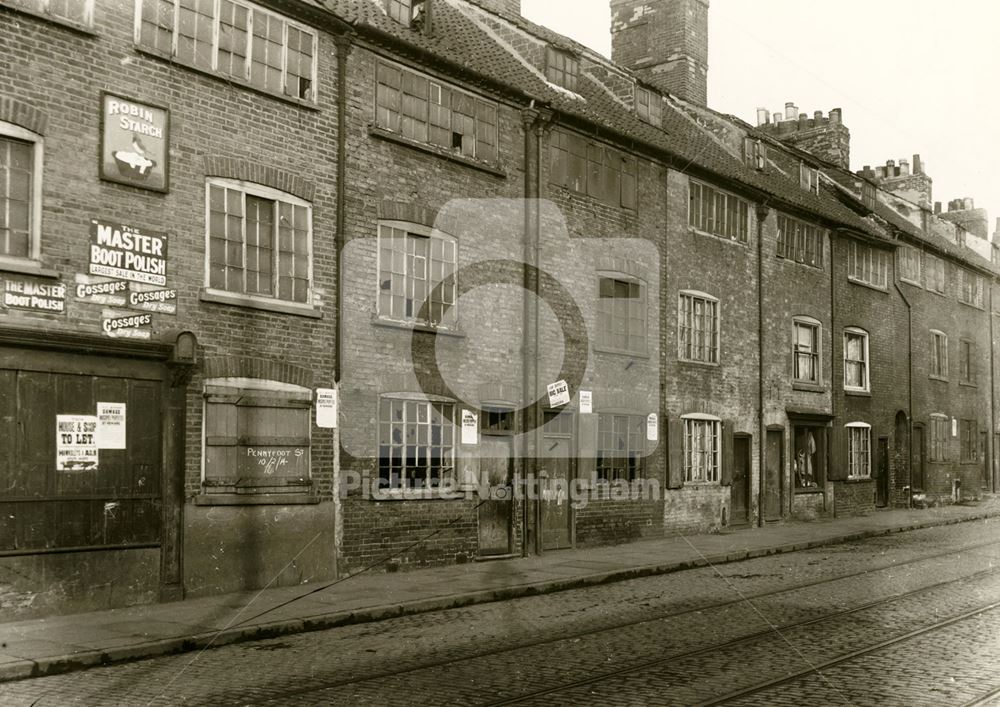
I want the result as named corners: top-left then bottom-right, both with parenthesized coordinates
top-left (101, 309), bottom-right (152, 339)
top-left (96, 402), bottom-right (126, 449)
top-left (646, 413), bottom-right (658, 442)
top-left (127, 283), bottom-right (177, 314)
top-left (75, 274), bottom-right (128, 306)
top-left (316, 388), bottom-right (338, 429)
top-left (579, 390), bottom-right (593, 414)
top-left (461, 409), bottom-right (478, 445)
top-left (547, 380), bottom-right (570, 407)
top-left (56, 415), bottom-right (99, 471)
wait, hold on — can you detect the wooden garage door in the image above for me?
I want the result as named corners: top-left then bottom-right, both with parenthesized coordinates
top-left (0, 368), bottom-right (162, 552)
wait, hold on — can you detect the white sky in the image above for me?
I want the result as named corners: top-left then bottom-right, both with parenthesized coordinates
top-left (521, 0), bottom-right (1000, 236)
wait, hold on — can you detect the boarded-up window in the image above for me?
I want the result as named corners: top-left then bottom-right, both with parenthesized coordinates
top-left (203, 385), bottom-right (311, 492)
top-left (635, 86), bottom-right (662, 127)
top-left (0, 367), bottom-right (161, 552)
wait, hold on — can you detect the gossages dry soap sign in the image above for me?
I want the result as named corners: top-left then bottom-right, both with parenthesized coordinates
top-left (89, 218), bottom-right (168, 286)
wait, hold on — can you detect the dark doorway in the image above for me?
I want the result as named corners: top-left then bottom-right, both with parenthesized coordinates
top-left (876, 436), bottom-right (889, 507)
top-left (540, 411), bottom-right (574, 550)
top-left (478, 435), bottom-right (513, 556)
top-left (912, 425), bottom-right (925, 491)
top-left (764, 429), bottom-right (783, 522)
top-left (730, 434), bottom-right (751, 525)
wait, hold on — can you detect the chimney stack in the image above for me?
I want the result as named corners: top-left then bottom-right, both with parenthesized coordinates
top-left (756, 107), bottom-right (770, 126)
top-left (935, 201), bottom-right (942, 214)
top-left (913, 154), bottom-right (923, 175)
top-left (611, 0), bottom-right (710, 105)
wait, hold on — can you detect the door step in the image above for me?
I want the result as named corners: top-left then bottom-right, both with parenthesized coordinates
top-left (474, 553), bottom-right (520, 562)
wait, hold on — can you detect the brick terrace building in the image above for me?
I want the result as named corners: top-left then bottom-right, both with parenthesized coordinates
top-left (1, 0), bottom-right (997, 620)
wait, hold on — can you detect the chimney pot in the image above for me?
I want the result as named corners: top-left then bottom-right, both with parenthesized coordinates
top-left (913, 154), bottom-right (923, 174)
top-left (830, 108), bottom-right (842, 124)
top-left (814, 110), bottom-right (823, 120)
top-left (786, 102), bottom-right (798, 119)
top-left (964, 197), bottom-right (974, 210)
top-left (756, 107), bottom-right (770, 126)
top-left (900, 159), bottom-right (910, 176)
top-left (774, 111), bottom-right (783, 123)
top-left (935, 201), bottom-right (942, 214)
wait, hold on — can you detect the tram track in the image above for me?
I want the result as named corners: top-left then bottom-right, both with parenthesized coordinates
top-left (245, 537), bottom-right (1000, 705)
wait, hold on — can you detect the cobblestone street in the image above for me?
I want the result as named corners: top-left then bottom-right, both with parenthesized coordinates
top-left (2, 519), bottom-right (1000, 706)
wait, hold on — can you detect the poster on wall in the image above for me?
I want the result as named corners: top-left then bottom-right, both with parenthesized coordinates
top-left (547, 380), bottom-right (570, 407)
top-left (89, 219), bottom-right (168, 286)
top-left (56, 415), bottom-right (99, 471)
top-left (461, 409), bottom-right (478, 445)
top-left (99, 93), bottom-right (169, 192)
top-left (96, 402), bottom-right (126, 449)
top-left (0, 273), bottom-right (66, 313)
top-left (579, 390), bottom-right (593, 414)
top-left (316, 388), bottom-right (338, 429)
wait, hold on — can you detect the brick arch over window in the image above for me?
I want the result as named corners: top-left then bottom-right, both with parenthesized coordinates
top-left (378, 200), bottom-right (461, 237)
top-left (0, 96), bottom-right (48, 135)
top-left (202, 156), bottom-right (316, 202)
top-left (596, 256), bottom-right (647, 282)
top-left (201, 356), bottom-right (314, 389)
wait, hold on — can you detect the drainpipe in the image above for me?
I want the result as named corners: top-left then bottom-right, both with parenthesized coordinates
top-left (894, 281), bottom-right (913, 507)
top-left (756, 203), bottom-right (769, 527)
top-left (521, 106), bottom-right (540, 556)
top-left (333, 33), bottom-right (352, 385)
top-left (830, 234), bottom-right (837, 516)
top-left (991, 283), bottom-right (997, 493)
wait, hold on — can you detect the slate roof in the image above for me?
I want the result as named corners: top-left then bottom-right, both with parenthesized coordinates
top-left (318, 0), bottom-right (888, 240)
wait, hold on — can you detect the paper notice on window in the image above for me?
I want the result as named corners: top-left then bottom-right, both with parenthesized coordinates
top-left (646, 413), bottom-right (659, 442)
top-left (316, 388), bottom-right (338, 429)
top-left (547, 380), bottom-right (570, 407)
top-left (96, 402), bottom-right (126, 449)
top-left (56, 415), bottom-right (99, 472)
top-left (462, 409), bottom-right (478, 445)
top-left (579, 390), bottom-right (593, 414)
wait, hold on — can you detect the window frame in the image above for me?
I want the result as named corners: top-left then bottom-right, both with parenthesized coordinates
top-left (688, 179), bottom-right (751, 245)
top-left (743, 137), bottom-right (766, 171)
top-left (924, 253), bottom-right (946, 294)
top-left (545, 46), bottom-right (579, 91)
top-left (2, 0), bottom-right (94, 27)
top-left (847, 239), bottom-right (889, 290)
top-left (678, 290), bottom-right (720, 365)
top-left (929, 414), bottom-right (949, 462)
top-left (133, 0), bottom-right (318, 103)
top-left (549, 129), bottom-right (637, 210)
top-left (792, 316), bottom-right (821, 386)
top-left (799, 162), bottom-right (819, 194)
top-left (635, 85), bottom-right (662, 127)
top-left (898, 244), bottom-right (922, 286)
top-left (595, 273), bottom-right (647, 355)
top-left (959, 338), bottom-right (977, 386)
top-left (843, 327), bottom-right (870, 393)
top-left (776, 213), bottom-right (825, 269)
top-left (596, 412), bottom-right (646, 482)
top-left (203, 177), bottom-right (314, 307)
top-left (958, 268), bottom-right (984, 308)
top-left (930, 329), bottom-right (948, 380)
top-left (846, 422), bottom-right (871, 480)
top-left (960, 419), bottom-right (979, 463)
top-left (376, 220), bottom-right (458, 329)
top-left (682, 413), bottom-right (721, 484)
top-left (376, 396), bottom-right (457, 493)
top-left (384, 0), bottom-right (412, 23)
top-left (0, 122), bottom-right (44, 267)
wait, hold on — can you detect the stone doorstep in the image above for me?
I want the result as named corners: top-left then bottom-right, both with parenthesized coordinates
top-left (1, 506), bottom-right (998, 684)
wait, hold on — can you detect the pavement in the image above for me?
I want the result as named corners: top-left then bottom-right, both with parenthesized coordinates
top-left (2, 499), bottom-right (999, 684)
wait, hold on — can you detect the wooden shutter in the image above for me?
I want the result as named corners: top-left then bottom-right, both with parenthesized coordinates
top-left (667, 417), bottom-right (684, 489)
top-left (828, 425), bottom-right (847, 481)
top-left (720, 421), bottom-right (734, 486)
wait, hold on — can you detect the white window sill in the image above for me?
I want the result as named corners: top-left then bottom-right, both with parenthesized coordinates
top-left (776, 255), bottom-right (824, 271)
top-left (371, 488), bottom-right (467, 501)
top-left (371, 316), bottom-right (465, 338)
top-left (200, 288), bottom-right (322, 318)
top-left (844, 388), bottom-right (871, 397)
top-left (846, 277), bottom-right (889, 293)
top-left (844, 476), bottom-right (872, 483)
top-left (593, 345), bottom-right (650, 359)
top-left (899, 277), bottom-right (922, 288)
top-left (793, 381), bottom-right (825, 393)
top-left (194, 492), bottom-right (319, 505)
top-left (678, 358), bottom-right (720, 368)
top-left (689, 227), bottom-right (749, 247)
top-left (368, 125), bottom-right (507, 178)
top-left (929, 375), bottom-right (949, 383)
top-left (0, 257), bottom-right (60, 279)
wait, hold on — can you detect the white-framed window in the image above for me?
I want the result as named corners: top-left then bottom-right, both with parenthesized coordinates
top-left (959, 268), bottom-right (984, 308)
top-left (678, 291), bottom-right (719, 364)
top-left (898, 244), bottom-right (921, 285)
top-left (800, 163), bottom-right (819, 194)
top-left (929, 414), bottom-right (949, 462)
top-left (635, 86), bottom-right (662, 127)
top-left (683, 413), bottom-right (720, 483)
top-left (846, 422), bottom-right (871, 479)
top-left (597, 275), bottom-right (646, 354)
top-left (688, 180), bottom-right (750, 244)
top-left (2, 0), bottom-right (93, 26)
top-left (375, 60), bottom-right (499, 164)
top-left (377, 221), bottom-right (457, 327)
top-left (384, 0), bottom-right (411, 23)
top-left (202, 378), bottom-right (312, 492)
top-left (596, 413), bottom-right (645, 481)
top-left (793, 317), bottom-right (820, 384)
top-left (847, 239), bottom-right (889, 289)
top-left (377, 398), bottom-right (455, 490)
top-left (925, 253), bottom-right (946, 294)
top-left (135, 0), bottom-right (317, 102)
top-left (844, 327), bottom-right (870, 392)
top-left (930, 330), bottom-right (948, 379)
top-left (777, 213), bottom-right (824, 268)
top-left (545, 46), bottom-right (578, 91)
top-left (743, 137), bottom-right (766, 171)
top-left (0, 123), bottom-right (43, 263)
top-left (206, 179), bottom-right (312, 304)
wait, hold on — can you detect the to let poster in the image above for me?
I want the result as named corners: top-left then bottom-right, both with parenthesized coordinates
top-left (56, 415), bottom-right (99, 471)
